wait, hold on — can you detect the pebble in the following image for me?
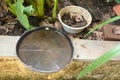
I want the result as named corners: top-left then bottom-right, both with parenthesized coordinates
top-left (39, 21), bottom-right (54, 27)
top-left (113, 27), bottom-right (120, 35)
top-left (54, 21), bottom-right (63, 30)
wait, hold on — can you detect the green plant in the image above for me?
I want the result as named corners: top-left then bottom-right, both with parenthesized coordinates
top-left (106, 0), bottom-right (120, 3)
top-left (6, 0), bottom-right (34, 30)
top-left (28, 0), bottom-right (58, 21)
top-left (5, 0), bottom-right (16, 15)
top-left (78, 12), bottom-right (120, 80)
top-left (28, 0), bottom-right (44, 19)
top-left (77, 44), bottom-right (120, 79)
top-left (6, 0), bottom-right (58, 30)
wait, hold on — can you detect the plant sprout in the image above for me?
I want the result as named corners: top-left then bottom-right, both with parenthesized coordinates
top-left (6, 0), bottom-right (34, 30)
top-left (6, 0), bottom-right (58, 30)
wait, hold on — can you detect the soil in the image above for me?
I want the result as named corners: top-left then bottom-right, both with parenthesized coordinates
top-left (0, 12), bottom-right (25, 35)
top-left (0, 58), bottom-right (120, 80)
top-left (0, 0), bottom-right (119, 40)
top-left (62, 12), bottom-right (87, 28)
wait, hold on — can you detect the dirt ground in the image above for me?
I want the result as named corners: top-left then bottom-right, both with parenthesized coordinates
top-left (0, 57), bottom-right (120, 80)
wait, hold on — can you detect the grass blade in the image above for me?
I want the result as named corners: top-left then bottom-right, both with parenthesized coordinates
top-left (6, 0), bottom-right (16, 15)
top-left (84, 15), bottom-right (120, 38)
top-left (77, 44), bottom-right (120, 79)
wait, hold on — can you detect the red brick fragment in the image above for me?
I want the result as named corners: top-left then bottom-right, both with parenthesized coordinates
top-left (103, 25), bottom-right (120, 41)
top-left (113, 4), bottom-right (120, 15)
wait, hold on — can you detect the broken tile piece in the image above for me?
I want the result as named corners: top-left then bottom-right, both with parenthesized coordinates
top-left (113, 27), bottom-right (120, 35)
top-left (113, 4), bottom-right (120, 15)
top-left (103, 25), bottom-right (120, 41)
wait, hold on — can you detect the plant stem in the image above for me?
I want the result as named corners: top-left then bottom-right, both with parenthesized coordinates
top-left (5, 0), bottom-right (16, 15)
top-left (29, 0), bottom-right (36, 8)
top-left (36, 0), bottom-right (44, 18)
top-left (45, 0), bottom-right (53, 8)
top-left (84, 15), bottom-right (120, 38)
top-left (52, 0), bottom-right (58, 22)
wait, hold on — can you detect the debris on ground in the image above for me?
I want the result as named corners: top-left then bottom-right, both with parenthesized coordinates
top-left (62, 12), bottom-right (87, 28)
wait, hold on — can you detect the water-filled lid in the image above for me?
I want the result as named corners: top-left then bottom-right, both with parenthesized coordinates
top-left (16, 27), bottom-right (73, 73)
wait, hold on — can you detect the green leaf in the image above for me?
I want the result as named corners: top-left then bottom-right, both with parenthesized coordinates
top-left (5, 0), bottom-right (16, 15)
top-left (24, 5), bottom-right (34, 16)
top-left (106, 0), bottom-right (113, 2)
top-left (12, 0), bottom-right (34, 30)
top-left (77, 44), bottom-right (120, 79)
top-left (115, 0), bottom-right (120, 3)
top-left (83, 15), bottom-right (120, 38)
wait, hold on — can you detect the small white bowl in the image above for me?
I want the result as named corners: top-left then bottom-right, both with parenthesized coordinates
top-left (58, 6), bottom-right (92, 34)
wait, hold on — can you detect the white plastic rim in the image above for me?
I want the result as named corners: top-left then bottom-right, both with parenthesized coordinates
top-left (58, 6), bottom-right (92, 34)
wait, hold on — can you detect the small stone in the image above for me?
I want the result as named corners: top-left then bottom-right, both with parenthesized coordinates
top-left (39, 21), bottom-right (54, 27)
top-left (113, 27), bottom-right (120, 35)
top-left (4, 23), bottom-right (15, 30)
top-left (47, 17), bottom-right (52, 22)
top-left (54, 21), bottom-right (63, 30)
top-left (93, 31), bottom-right (103, 40)
top-left (70, 12), bottom-right (83, 22)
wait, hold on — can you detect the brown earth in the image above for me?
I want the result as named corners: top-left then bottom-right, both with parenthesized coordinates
top-left (0, 58), bottom-right (120, 80)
